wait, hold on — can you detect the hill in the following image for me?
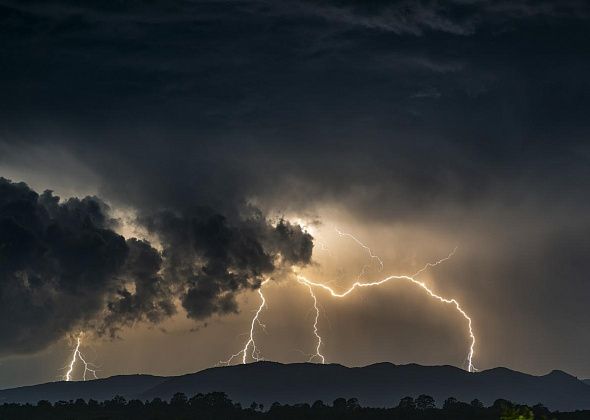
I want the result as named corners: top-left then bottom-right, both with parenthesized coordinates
top-left (0, 375), bottom-right (166, 404)
top-left (2, 362), bottom-right (590, 411)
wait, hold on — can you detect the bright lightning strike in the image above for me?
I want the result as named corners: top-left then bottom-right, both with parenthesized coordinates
top-left (297, 237), bottom-right (477, 372)
top-left (63, 333), bottom-right (98, 381)
top-left (298, 279), bottom-right (325, 364)
top-left (219, 226), bottom-right (475, 373)
top-left (220, 280), bottom-right (269, 365)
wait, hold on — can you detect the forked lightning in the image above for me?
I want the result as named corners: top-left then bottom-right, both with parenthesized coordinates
top-left (222, 228), bottom-right (477, 372)
top-left (219, 280), bottom-right (270, 365)
top-left (63, 333), bottom-right (98, 381)
top-left (298, 279), bottom-right (325, 364)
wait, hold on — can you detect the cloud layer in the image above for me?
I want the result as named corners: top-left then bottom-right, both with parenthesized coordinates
top-left (1, 0), bottom-right (590, 379)
top-left (0, 178), bottom-right (313, 355)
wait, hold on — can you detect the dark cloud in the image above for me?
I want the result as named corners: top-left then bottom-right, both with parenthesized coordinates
top-left (0, 178), bottom-right (313, 354)
top-left (101, 238), bottom-right (176, 335)
top-left (142, 209), bottom-right (313, 320)
top-left (2, 0), bottom-right (588, 222)
top-left (0, 178), bottom-right (129, 354)
top-left (1, 0), bottom-right (590, 378)
top-left (292, 0), bottom-right (589, 35)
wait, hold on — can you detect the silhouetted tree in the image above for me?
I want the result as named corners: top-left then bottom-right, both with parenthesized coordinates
top-left (106, 395), bottom-right (126, 408)
top-left (4, 391), bottom-right (590, 420)
top-left (471, 398), bottom-right (484, 409)
top-left (312, 400), bottom-right (326, 409)
top-left (170, 392), bottom-right (188, 407)
top-left (492, 398), bottom-right (514, 412)
top-left (205, 391), bottom-right (234, 409)
top-left (127, 399), bottom-right (144, 409)
top-left (416, 394), bottom-right (435, 410)
top-left (249, 401), bottom-right (264, 411)
top-left (333, 397), bottom-right (347, 411)
top-left (532, 403), bottom-right (551, 417)
top-left (189, 393), bottom-right (206, 409)
top-left (36, 400), bottom-right (51, 408)
top-left (347, 397), bottom-right (360, 410)
top-left (398, 396), bottom-right (416, 410)
top-left (149, 397), bottom-right (167, 408)
top-left (443, 397), bottom-right (458, 409)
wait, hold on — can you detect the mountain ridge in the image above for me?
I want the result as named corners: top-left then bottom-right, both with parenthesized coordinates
top-left (1, 362), bottom-right (589, 411)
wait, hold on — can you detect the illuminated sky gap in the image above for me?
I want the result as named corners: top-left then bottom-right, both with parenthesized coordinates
top-left (314, 231), bottom-right (472, 371)
top-left (220, 229), bottom-right (474, 372)
top-left (335, 227), bottom-right (384, 273)
top-left (296, 269), bottom-right (477, 372)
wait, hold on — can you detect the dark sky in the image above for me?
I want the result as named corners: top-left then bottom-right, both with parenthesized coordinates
top-left (1, 0), bottom-right (590, 388)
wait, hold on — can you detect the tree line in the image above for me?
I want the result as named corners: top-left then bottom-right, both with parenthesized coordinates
top-left (0, 391), bottom-right (588, 419)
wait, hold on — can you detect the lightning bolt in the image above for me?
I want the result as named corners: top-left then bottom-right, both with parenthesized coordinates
top-left (219, 226), bottom-right (475, 372)
top-left (63, 333), bottom-right (98, 381)
top-left (298, 279), bottom-right (325, 364)
top-left (297, 232), bottom-right (476, 372)
top-left (335, 227), bottom-right (384, 280)
top-left (220, 279), bottom-right (270, 365)
top-left (411, 246), bottom-right (457, 277)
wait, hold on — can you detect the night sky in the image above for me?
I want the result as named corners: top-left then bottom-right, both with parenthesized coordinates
top-left (1, 0), bottom-right (590, 388)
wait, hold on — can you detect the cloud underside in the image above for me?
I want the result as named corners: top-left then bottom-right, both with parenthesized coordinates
top-left (0, 178), bottom-right (313, 355)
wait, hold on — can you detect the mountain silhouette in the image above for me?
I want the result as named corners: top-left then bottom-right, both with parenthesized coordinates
top-left (0, 374), bottom-right (166, 404)
top-left (1, 362), bottom-right (589, 411)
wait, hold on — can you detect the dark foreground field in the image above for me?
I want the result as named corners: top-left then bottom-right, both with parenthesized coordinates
top-left (1, 391), bottom-right (589, 420)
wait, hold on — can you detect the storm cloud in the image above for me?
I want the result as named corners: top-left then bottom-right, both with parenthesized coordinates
top-left (1, 0), bottom-right (590, 381)
top-left (141, 208), bottom-right (313, 320)
top-left (0, 178), bottom-right (313, 354)
top-left (0, 178), bottom-right (131, 354)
